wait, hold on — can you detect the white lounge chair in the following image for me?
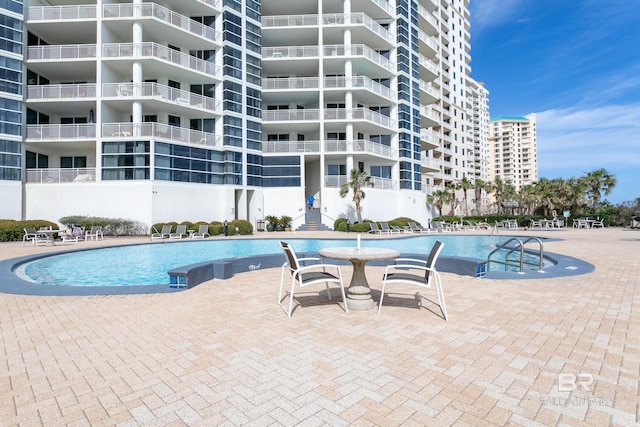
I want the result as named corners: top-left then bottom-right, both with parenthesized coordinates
top-left (170, 224), bottom-right (188, 239)
top-left (151, 225), bottom-right (172, 240)
top-left (408, 222), bottom-right (430, 234)
top-left (378, 240), bottom-right (447, 320)
top-left (380, 222), bottom-right (397, 234)
top-left (191, 224), bottom-right (210, 239)
top-left (368, 222), bottom-right (383, 234)
top-left (278, 241), bottom-right (348, 318)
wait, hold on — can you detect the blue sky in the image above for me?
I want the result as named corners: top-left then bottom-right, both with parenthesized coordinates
top-left (468, 0), bottom-right (640, 204)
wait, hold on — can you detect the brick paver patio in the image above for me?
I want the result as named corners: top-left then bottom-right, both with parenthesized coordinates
top-left (0, 228), bottom-right (638, 426)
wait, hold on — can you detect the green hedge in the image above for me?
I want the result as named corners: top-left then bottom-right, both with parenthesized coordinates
top-left (0, 219), bottom-right (58, 242)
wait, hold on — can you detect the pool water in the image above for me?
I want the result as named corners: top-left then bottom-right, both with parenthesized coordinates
top-left (15, 235), bottom-right (540, 287)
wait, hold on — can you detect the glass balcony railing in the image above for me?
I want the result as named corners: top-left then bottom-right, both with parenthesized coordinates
top-left (27, 124), bottom-right (96, 140)
top-left (262, 77), bottom-right (320, 90)
top-left (27, 84), bottom-right (97, 100)
top-left (261, 140), bottom-right (321, 153)
top-left (262, 109), bottom-right (320, 122)
top-left (102, 3), bottom-right (220, 44)
top-left (102, 43), bottom-right (219, 77)
top-left (324, 75), bottom-right (395, 100)
top-left (102, 82), bottom-right (219, 111)
top-left (261, 14), bottom-right (318, 27)
top-left (27, 44), bottom-right (97, 61)
top-left (28, 5), bottom-right (97, 21)
top-left (26, 168), bottom-right (97, 183)
top-left (262, 46), bottom-right (319, 59)
top-left (325, 175), bottom-right (394, 189)
top-left (323, 44), bottom-right (394, 72)
top-left (102, 123), bottom-right (220, 147)
top-left (322, 13), bottom-right (394, 44)
top-left (325, 139), bottom-right (395, 158)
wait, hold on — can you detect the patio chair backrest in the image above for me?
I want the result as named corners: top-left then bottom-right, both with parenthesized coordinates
top-left (279, 241), bottom-right (300, 278)
top-left (198, 224), bottom-right (209, 234)
top-left (175, 224), bottom-right (186, 233)
top-left (424, 240), bottom-right (444, 283)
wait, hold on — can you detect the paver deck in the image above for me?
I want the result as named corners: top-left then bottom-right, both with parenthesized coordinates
top-left (0, 228), bottom-right (638, 426)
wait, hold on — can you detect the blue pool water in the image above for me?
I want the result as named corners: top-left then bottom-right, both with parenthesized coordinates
top-left (15, 235), bottom-right (532, 287)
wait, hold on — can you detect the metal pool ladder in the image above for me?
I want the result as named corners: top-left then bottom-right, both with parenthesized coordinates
top-left (486, 237), bottom-right (545, 273)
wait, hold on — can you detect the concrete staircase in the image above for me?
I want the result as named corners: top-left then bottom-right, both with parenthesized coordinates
top-left (295, 207), bottom-right (332, 231)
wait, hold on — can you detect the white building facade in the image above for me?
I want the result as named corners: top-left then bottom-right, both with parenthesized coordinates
top-left (2, 0), bottom-right (482, 231)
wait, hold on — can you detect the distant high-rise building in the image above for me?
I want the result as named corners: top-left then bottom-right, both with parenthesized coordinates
top-left (488, 114), bottom-right (538, 191)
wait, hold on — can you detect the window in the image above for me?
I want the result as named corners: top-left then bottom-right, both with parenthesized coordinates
top-left (60, 156), bottom-right (86, 168)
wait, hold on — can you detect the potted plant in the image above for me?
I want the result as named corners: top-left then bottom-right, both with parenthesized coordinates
top-left (265, 215), bottom-right (278, 232)
top-left (280, 215), bottom-right (293, 232)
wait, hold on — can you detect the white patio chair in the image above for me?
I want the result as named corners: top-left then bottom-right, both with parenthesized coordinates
top-left (85, 225), bottom-right (104, 240)
top-left (191, 224), bottom-right (210, 239)
top-left (278, 241), bottom-right (348, 318)
top-left (378, 240), bottom-right (448, 320)
top-left (591, 219), bottom-right (604, 228)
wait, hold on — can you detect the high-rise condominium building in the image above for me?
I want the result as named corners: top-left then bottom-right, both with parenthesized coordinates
top-left (488, 114), bottom-right (538, 191)
top-left (2, 0), bottom-right (480, 230)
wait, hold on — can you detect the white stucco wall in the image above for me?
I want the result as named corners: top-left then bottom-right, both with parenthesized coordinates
top-left (0, 182), bottom-right (22, 220)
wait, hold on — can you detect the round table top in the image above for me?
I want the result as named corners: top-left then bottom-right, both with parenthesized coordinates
top-left (319, 247), bottom-right (400, 261)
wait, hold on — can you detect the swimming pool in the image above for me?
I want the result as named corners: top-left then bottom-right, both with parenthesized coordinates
top-left (16, 235), bottom-right (521, 287)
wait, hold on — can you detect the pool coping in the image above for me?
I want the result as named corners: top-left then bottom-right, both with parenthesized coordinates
top-left (0, 235), bottom-right (595, 297)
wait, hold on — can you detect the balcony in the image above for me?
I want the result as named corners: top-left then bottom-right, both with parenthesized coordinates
top-left (27, 44), bottom-right (97, 61)
top-left (102, 82), bottom-right (220, 114)
top-left (419, 54), bottom-right (438, 80)
top-left (324, 139), bottom-right (395, 158)
top-left (322, 13), bottom-right (395, 46)
top-left (417, 30), bottom-right (438, 56)
top-left (262, 140), bottom-right (321, 153)
top-left (26, 168), bottom-right (97, 184)
top-left (324, 75), bottom-right (396, 101)
top-left (420, 106), bottom-right (439, 127)
top-left (102, 3), bottom-right (220, 47)
top-left (102, 43), bottom-right (220, 81)
top-left (324, 108), bottom-right (395, 130)
top-left (325, 175), bottom-right (395, 190)
top-left (28, 5), bottom-right (97, 21)
top-left (27, 124), bottom-right (96, 141)
top-left (102, 123), bottom-right (220, 147)
top-left (421, 156), bottom-right (440, 172)
top-left (262, 46), bottom-right (319, 60)
top-left (262, 77), bottom-right (320, 91)
top-left (27, 84), bottom-right (97, 101)
top-left (262, 14), bottom-right (319, 28)
top-left (323, 44), bottom-right (395, 73)
top-left (262, 109), bottom-right (321, 122)
top-left (420, 129), bottom-right (439, 150)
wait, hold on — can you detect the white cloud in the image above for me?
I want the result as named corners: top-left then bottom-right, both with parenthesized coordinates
top-left (536, 104), bottom-right (640, 202)
top-left (470, 0), bottom-right (526, 31)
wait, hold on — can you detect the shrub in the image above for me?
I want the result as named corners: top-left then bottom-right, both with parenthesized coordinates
top-left (230, 219), bottom-right (253, 235)
top-left (0, 219), bottom-right (57, 242)
top-left (61, 215), bottom-right (146, 236)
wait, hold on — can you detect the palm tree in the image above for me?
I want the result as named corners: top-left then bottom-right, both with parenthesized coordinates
top-left (491, 177), bottom-right (507, 214)
top-left (446, 182), bottom-right (458, 215)
top-left (427, 189), bottom-right (450, 218)
top-left (473, 179), bottom-right (490, 215)
top-left (584, 168), bottom-right (617, 210)
top-left (339, 169), bottom-right (374, 222)
top-left (457, 177), bottom-right (473, 216)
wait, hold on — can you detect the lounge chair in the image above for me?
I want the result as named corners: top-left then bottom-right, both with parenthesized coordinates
top-left (151, 224), bottom-right (172, 240)
top-left (379, 222), bottom-right (395, 234)
top-left (278, 241), bottom-right (348, 318)
top-left (368, 222), bottom-right (382, 234)
top-left (170, 224), bottom-right (188, 239)
top-left (391, 225), bottom-right (410, 233)
top-left (408, 222), bottom-right (429, 234)
top-left (85, 225), bottom-right (104, 241)
top-left (191, 224), bottom-right (210, 239)
top-left (378, 240), bottom-right (447, 320)
top-left (62, 227), bottom-right (85, 243)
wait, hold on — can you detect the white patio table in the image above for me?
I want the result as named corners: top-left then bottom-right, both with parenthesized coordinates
top-left (319, 246), bottom-right (400, 311)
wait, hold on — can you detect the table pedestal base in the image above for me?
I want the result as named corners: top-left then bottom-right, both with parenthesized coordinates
top-left (346, 259), bottom-right (375, 311)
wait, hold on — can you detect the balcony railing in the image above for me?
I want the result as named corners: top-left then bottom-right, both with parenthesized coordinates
top-left (418, 30), bottom-right (438, 52)
top-left (419, 54), bottom-right (439, 76)
top-left (324, 107), bottom-right (395, 128)
top-left (322, 13), bottom-right (394, 44)
top-left (421, 156), bottom-right (440, 170)
top-left (262, 46), bottom-right (319, 59)
top-left (323, 44), bottom-right (394, 72)
top-left (28, 5), bottom-right (97, 21)
top-left (102, 82), bottom-right (219, 111)
top-left (27, 124), bottom-right (96, 140)
top-left (102, 3), bottom-right (219, 43)
top-left (261, 14), bottom-right (318, 27)
top-left (324, 75), bottom-right (395, 100)
top-left (102, 123), bottom-right (220, 147)
top-left (27, 44), bottom-right (97, 61)
top-left (261, 140), bottom-right (321, 153)
top-left (262, 109), bottom-right (320, 122)
top-left (102, 43), bottom-right (219, 77)
top-left (27, 84), bottom-right (97, 100)
top-left (26, 168), bottom-right (97, 183)
top-left (325, 139), bottom-right (394, 157)
top-left (262, 77), bottom-right (320, 90)
top-left (325, 175), bottom-right (394, 189)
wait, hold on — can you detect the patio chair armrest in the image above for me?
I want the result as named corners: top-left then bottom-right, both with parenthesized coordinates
top-left (394, 258), bottom-right (428, 266)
